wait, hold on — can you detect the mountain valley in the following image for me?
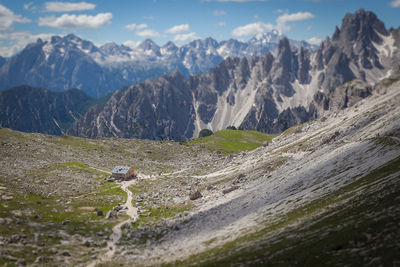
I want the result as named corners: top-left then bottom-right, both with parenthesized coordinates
top-left (0, 6), bottom-right (400, 267)
top-left (1, 74), bottom-right (399, 265)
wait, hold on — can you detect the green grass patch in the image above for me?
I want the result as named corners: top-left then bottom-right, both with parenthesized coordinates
top-left (134, 203), bottom-right (192, 230)
top-left (381, 77), bottom-right (400, 88)
top-left (54, 135), bottom-right (100, 151)
top-left (280, 120), bottom-right (314, 137)
top-left (188, 129), bottom-right (276, 154)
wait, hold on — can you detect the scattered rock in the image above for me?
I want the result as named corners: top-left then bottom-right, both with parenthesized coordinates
top-left (83, 240), bottom-right (91, 247)
top-left (62, 250), bottom-right (71, 257)
top-left (189, 190), bottom-right (202, 200)
top-left (61, 220), bottom-right (70, 225)
top-left (106, 210), bottom-right (117, 219)
top-left (34, 256), bottom-right (43, 264)
top-left (232, 174), bottom-right (247, 185)
top-left (4, 255), bottom-right (18, 262)
top-left (222, 186), bottom-right (240, 195)
top-left (17, 259), bottom-right (26, 266)
top-left (2, 195), bottom-right (13, 200)
top-left (97, 210), bottom-right (103, 216)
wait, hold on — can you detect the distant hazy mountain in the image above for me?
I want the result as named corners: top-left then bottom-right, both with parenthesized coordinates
top-left (0, 31), bottom-right (317, 98)
top-left (0, 56), bottom-right (6, 69)
top-left (69, 9), bottom-right (400, 140)
top-left (0, 86), bottom-right (96, 135)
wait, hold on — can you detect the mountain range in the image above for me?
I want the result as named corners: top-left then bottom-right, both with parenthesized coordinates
top-left (69, 9), bottom-right (400, 140)
top-left (0, 9), bottom-right (399, 141)
top-left (0, 30), bottom-right (316, 98)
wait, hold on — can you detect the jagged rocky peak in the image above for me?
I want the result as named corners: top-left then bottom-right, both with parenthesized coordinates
top-left (337, 8), bottom-right (388, 45)
top-left (187, 37), bottom-right (219, 49)
top-left (204, 37), bottom-right (219, 48)
top-left (48, 34), bottom-right (98, 54)
top-left (162, 41), bottom-right (178, 52)
top-left (270, 37), bottom-right (295, 96)
top-left (100, 42), bottom-right (132, 56)
top-left (251, 29), bottom-right (282, 44)
top-left (138, 39), bottom-right (160, 52)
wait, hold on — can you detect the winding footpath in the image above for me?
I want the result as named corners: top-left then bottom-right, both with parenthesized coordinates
top-left (88, 179), bottom-right (138, 267)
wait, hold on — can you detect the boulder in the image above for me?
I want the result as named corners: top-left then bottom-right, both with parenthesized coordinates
top-left (189, 190), bottom-right (202, 200)
top-left (62, 250), bottom-right (71, 257)
top-left (106, 210), bottom-right (117, 219)
top-left (222, 186), bottom-right (240, 195)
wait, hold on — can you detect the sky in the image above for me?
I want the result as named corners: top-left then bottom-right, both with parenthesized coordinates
top-left (0, 0), bottom-right (400, 57)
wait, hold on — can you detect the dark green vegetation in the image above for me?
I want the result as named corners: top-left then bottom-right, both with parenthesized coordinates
top-left (189, 129), bottom-right (276, 154)
top-left (173, 156), bottom-right (400, 266)
top-left (198, 129), bottom-right (214, 138)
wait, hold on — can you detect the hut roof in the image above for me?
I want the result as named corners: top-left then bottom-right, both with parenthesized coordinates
top-left (111, 166), bottom-right (131, 175)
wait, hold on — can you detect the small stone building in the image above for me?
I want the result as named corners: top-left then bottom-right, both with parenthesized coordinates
top-left (111, 166), bottom-right (135, 180)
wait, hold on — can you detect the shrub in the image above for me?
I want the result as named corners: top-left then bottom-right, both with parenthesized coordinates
top-left (199, 129), bottom-right (213, 138)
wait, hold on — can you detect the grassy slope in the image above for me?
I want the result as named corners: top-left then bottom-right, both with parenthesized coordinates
top-left (188, 129), bottom-right (277, 154)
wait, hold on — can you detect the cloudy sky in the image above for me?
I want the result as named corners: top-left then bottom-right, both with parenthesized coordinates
top-left (1, 0), bottom-right (400, 57)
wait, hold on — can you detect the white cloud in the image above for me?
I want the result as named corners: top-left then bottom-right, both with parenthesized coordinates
top-left (38, 13), bottom-right (112, 29)
top-left (307, 25), bottom-right (312, 31)
top-left (213, 10), bottom-right (226, 16)
top-left (231, 22), bottom-right (274, 38)
top-left (389, 0), bottom-right (400, 7)
top-left (216, 21), bottom-right (226, 27)
top-left (0, 4), bottom-right (31, 32)
top-left (122, 40), bottom-right (140, 48)
top-left (125, 23), bottom-right (147, 31)
top-left (0, 31), bottom-right (54, 57)
top-left (231, 11), bottom-right (315, 38)
top-left (136, 29), bottom-right (160, 38)
top-left (276, 12), bottom-right (315, 32)
top-left (165, 24), bottom-right (190, 34)
top-left (306, 37), bottom-right (322, 45)
top-left (143, 15), bottom-right (154, 20)
top-left (173, 32), bottom-right (198, 42)
top-left (24, 2), bottom-right (35, 11)
top-left (276, 12), bottom-right (315, 24)
top-left (44, 2), bottom-right (96, 12)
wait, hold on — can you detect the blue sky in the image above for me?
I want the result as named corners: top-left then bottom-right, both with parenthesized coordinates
top-left (0, 0), bottom-right (400, 56)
